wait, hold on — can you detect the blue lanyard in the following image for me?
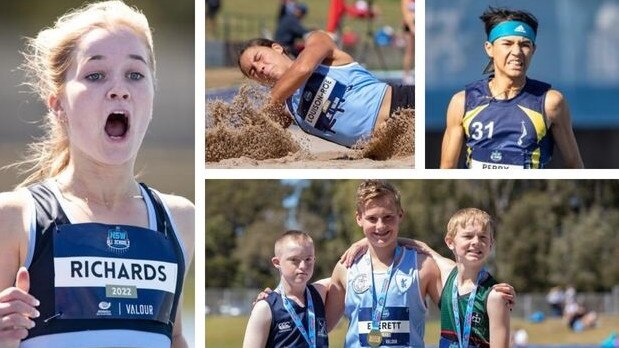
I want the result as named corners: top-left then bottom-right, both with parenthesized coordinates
top-left (278, 286), bottom-right (316, 348)
top-left (370, 246), bottom-right (402, 331)
top-left (451, 269), bottom-right (487, 348)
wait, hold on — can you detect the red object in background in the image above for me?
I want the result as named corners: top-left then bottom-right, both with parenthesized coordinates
top-left (294, 42), bottom-right (306, 54)
top-left (341, 31), bottom-right (359, 46)
top-left (326, 0), bottom-right (373, 33)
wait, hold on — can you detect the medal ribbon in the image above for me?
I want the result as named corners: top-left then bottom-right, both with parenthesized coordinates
top-left (278, 286), bottom-right (316, 348)
top-left (370, 246), bottom-right (402, 332)
top-left (451, 268), bottom-right (487, 348)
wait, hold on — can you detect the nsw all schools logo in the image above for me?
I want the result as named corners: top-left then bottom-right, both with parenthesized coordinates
top-left (107, 226), bottom-right (130, 252)
top-left (490, 150), bottom-right (503, 163)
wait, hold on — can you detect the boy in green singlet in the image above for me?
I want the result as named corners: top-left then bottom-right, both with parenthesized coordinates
top-left (435, 208), bottom-right (510, 348)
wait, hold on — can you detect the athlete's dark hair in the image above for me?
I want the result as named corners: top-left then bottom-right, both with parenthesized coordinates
top-left (236, 38), bottom-right (292, 77)
top-left (479, 7), bottom-right (539, 38)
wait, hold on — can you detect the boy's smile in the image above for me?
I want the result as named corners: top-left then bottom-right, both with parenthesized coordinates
top-left (447, 222), bottom-right (493, 265)
top-left (356, 196), bottom-right (403, 248)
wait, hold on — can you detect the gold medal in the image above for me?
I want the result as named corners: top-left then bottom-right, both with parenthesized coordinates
top-left (367, 329), bottom-right (382, 347)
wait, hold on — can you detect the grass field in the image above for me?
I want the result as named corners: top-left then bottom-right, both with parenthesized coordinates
top-left (206, 314), bottom-right (619, 347)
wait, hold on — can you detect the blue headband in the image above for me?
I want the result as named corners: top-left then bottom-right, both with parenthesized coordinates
top-left (488, 20), bottom-right (536, 43)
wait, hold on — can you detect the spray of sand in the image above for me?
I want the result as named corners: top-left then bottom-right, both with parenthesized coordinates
top-left (206, 84), bottom-right (414, 163)
top-left (356, 108), bottom-right (415, 160)
top-left (206, 85), bottom-right (302, 162)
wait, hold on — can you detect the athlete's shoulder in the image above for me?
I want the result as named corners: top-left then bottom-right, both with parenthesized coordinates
top-left (486, 286), bottom-right (506, 308)
top-left (156, 192), bottom-right (195, 227)
top-left (312, 278), bottom-right (330, 303)
top-left (155, 192), bottom-right (195, 259)
top-left (545, 89), bottom-right (566, 104)
top-left (0, 189), bottom-right (30, 207)
top-left (331, 260), bottom-right (349, 288)
top-left (0, 189), bottom-right (31, 250)
top-left (447, 90), bottom-right (466, 114)
top-left (417, 252), bottom-right (440, 276)
top-left (156, 192), bottom-right (194, 212)
top-left (0, 189), bottom-right (31, 222)
top-left (544, 89), bottom-right (568, 121)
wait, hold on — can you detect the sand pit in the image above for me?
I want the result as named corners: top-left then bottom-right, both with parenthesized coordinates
top-left (206, 82), bottom-right (414, 169)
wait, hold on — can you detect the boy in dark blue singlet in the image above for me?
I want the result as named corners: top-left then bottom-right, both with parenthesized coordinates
top-left (440, 7), bottom-right (583, 169)
top-left (243, 230), bottom-right (329, 348)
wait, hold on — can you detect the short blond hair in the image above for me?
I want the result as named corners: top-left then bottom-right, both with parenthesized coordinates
top-left (356, 180), bottom-right (402, 212)
top-left (446, 208), bottom-right (494, 239)
top-left (17, 1), bottom-right (155, 187)
top-left (274, 230), bottom-right (314, 256)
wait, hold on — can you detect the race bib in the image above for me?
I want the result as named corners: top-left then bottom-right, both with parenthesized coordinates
top-left (297, 72), bottom-right (347, 133)
top-left (357, 307), bottom-right (410, 346)
top-left (53, 223), bottom-right (179, 323)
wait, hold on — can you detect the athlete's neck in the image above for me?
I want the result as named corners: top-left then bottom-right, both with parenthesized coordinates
top-left (279, 279), bottom-right (307, 305)
top-left (455, 263), bottom-right (484, 293)
top-left (489, 75), bottom-right (526, 100)
top-left (55, 164), bottom-right (140, 210)
top-left (369, 243), bottom-right (398, 270)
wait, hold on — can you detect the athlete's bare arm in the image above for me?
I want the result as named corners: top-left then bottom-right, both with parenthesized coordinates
top-left (0, 192), bottom-right (28, 288)
top-left (162, 194), bottom-right (195, 348)
top-left (242, 300), bottom-right (272, 348)
top-left (440, 91), bottom-right (466, 168)
top-left (0, 191), bottom-right (39, 346)
top-left (487, 289), bottom-right (511, 348)
top-left (417, 253), bottom-right (442, 306)
top-left (270, 31), bottom-right (353, 104)
top-left (325, 262), bottom-right (347, 333)
top-left (545, 89), bottom-right (584, 168)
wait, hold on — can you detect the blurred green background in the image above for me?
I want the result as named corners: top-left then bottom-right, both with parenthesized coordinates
top-left (207, 180), bottom-right (619, 292)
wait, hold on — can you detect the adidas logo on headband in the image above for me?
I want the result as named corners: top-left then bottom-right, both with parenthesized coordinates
top-left (515, 25), bottom-right (526, 33)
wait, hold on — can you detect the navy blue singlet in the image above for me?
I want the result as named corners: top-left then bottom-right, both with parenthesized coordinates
top-left (463, 77), bottom-right (554, 169)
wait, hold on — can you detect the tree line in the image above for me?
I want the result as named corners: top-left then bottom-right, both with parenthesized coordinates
top-left (206, 180), bottom-right (619, 292)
